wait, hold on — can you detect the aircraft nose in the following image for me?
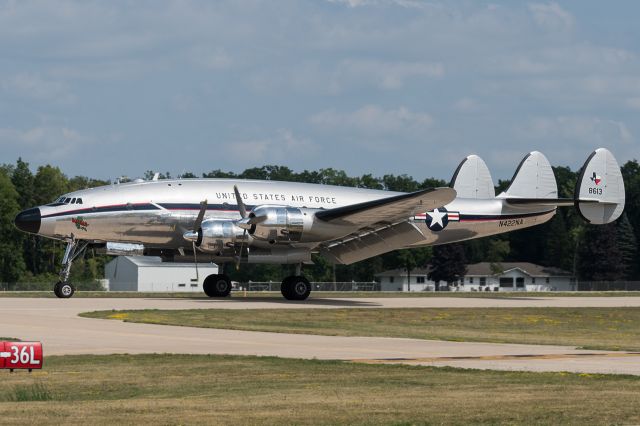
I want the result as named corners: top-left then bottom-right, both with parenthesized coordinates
top-left (14, 207), bottom-right (41, 234)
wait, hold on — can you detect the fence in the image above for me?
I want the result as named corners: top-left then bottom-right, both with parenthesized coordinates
top-left (239, 281), bottom-right (380, 292)
top-left (577, 281), bottom-right (640, 291)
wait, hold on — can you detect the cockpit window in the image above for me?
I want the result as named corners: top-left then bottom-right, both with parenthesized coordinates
top-left (64, 198), bottom-right (71, 204)
top-left (71, 198), bottom-right (76, 204)
top-left (76, 198), bottom-right (83, 204)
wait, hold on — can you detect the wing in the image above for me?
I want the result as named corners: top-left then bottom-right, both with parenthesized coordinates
top-left (320, 221), bottom-right (428, 265)
top-left (314, 187), bottom-right (456, 227)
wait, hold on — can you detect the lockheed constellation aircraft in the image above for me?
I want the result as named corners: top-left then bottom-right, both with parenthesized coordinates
top-left (14, 148), bottom-right (625, 300)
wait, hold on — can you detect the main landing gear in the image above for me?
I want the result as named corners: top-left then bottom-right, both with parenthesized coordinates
top-left (280, 275), bottom-right (311, 301)
top-left (280, 263), bottom-right (311, 301)
top-left (203, 274), bottom-right (232, 297)
top-left (54, 238), bottom-right (89, 299)
top-left (201, 266), bottom-right (312, 301)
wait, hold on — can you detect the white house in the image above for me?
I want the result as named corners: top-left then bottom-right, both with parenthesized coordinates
top-left (375, 268), bottom-right (435, 292)
top-left (375, 262), bottom-right (575, 292)
top-left (455, 262), bottom-right (575, 292)
top-left (105, 256), bottom-right (219, 292)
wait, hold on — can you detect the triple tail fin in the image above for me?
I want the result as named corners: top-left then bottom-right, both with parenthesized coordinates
top-left (496, 148), bottom-right (625, 224)
top-left (574, 148), bottom-right (625, 224)
top-left (498, 151), bottom-right (558, 199)
top-left (450, 155), bottom-right (495, 199)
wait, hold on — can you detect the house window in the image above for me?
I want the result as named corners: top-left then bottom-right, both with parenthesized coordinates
top-left (389, 277), bottom-right (394, 283)
top-left (545, 277), bottom-right (550, 284)
top-left (416, 276), bottom-right (425, 284)
top-left (480, 277), bottom-right (486, 286)
top-left (532, 277), bottom-right (536, 284)
top-left (499, 278), bottom-right (513, 287)
top-left (516, 277), bottom-right (525, 288)
top-left (469, 277), bottom-right (474, 284)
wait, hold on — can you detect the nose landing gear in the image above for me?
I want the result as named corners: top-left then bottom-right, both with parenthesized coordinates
top-left (54, 238), bottom-right (89, 299)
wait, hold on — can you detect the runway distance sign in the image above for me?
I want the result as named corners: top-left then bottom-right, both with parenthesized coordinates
top-left (0, 342), bottom-right (43, 370)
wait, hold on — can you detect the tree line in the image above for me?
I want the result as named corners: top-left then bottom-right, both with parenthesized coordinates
top-left (0, 159), bottom-right (638, 289)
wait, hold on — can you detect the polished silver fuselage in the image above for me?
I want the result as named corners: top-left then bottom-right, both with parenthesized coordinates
top-left (38, 179), bottom-right (554, 258)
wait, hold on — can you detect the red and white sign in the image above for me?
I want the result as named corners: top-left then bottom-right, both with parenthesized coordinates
top-left (0, 342), bottom-right (43, 370)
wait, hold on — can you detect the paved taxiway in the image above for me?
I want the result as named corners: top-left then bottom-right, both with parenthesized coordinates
top-left (2, 296), bottom-right (639, 375)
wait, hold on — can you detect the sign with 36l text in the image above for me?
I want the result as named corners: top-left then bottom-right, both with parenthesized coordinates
top-left (0, 342), bottom-right (43, 370)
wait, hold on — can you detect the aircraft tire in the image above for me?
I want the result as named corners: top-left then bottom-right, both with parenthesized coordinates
top-left (203, 274), bottom-right (232, 297)
top-left (54, 281), bottom-right (75, 299)
top-left (281, 275), bottom-right (310, 301)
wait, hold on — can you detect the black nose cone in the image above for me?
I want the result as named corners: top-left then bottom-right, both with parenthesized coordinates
top-left (14, 208), bottom-right (41, 234)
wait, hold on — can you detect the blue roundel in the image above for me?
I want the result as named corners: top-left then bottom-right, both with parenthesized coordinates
top-left (426, 207), bottom-right (449, 232)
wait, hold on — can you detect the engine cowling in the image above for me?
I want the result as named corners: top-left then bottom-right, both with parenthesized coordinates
top-left (197, 220), bottom-right (248, 254)
top-left (248, 206), bottom-right (309, 243)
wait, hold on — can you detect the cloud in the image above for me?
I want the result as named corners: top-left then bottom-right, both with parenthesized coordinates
top-left (528, 2), bottom-right (574, 32)
top-left (453, 97), bottom-right (480, 112)
top-left (518, 116), bottom-right (634, 146)
top-left (327, 0), bottom-right (436, 9)
top-left (0, 126), bottom-right (95, 161)
top-left (224, 130), bottom-right (317, 165)
top-left (1, 73), bottom-right (76, 104)
top-left (310, 104), bottom-right (434, 135)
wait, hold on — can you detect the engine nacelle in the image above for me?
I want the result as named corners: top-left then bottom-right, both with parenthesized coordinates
top-left (249, 206), bottom-right (311, 243)
top-left (197, 220), bottom-right (248, 254)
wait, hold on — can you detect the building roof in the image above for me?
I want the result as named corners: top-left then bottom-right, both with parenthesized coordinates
top-left (375, 262), bottom-right (572, 278)
top-left (375, 267), bottom-right (431, 277)
top-left (465, 262), bottom-right (572, 277)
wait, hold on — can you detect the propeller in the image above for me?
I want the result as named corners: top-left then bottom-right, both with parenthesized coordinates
top-left (184, 200), bottom-right (208, 282)
top-left (233, 186), bottom-right (249, 269)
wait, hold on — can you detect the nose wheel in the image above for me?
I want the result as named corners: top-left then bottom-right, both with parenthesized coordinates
top-left (54, 281), bottom-right (75, 298)
top-left (53, 238), bottom-right (88, 299)
top-left (281, 276), bottom-right (311, 301)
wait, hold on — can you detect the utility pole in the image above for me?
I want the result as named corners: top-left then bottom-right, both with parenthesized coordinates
top-left (406, 259), bottom-right (411, 292)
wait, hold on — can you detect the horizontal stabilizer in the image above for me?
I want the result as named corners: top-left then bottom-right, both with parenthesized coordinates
top-left (575, 148), bottom-right (625, 224)
top-left (498, 151), bottom-right (557, 199)
top-left (450, 155), bottom-right (495, 199)
top-left (315, 187), bottom-right (456, 227)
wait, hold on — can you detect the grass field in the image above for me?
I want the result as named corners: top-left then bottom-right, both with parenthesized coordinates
top-left (82, 307), bottom-right (640, 351)
top-left (2, 290), bottom-right (640, 298)
top-left (0, 354), bottom-right (639, 425)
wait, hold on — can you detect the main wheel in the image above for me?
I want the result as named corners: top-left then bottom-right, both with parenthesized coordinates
top-left (203, 274), bottom-right (232, 297)
top-left (281, 275), bottom-right (311, 301)
top-left (54, 281), bottom-right (75, 299)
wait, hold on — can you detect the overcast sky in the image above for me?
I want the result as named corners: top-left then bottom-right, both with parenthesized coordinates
top-left (1, 0), bottom-right (639, 182)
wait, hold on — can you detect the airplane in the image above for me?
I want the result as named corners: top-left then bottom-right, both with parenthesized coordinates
top-left (14, 148), bottom-right (625, 300)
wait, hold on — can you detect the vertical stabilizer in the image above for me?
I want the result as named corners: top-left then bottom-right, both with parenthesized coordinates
top-left (450, 155), bottom-right (495, 199)
top-left (575, 148), bottom-right (625, 224)
top-left (498, 151), bottom-right (557, 199)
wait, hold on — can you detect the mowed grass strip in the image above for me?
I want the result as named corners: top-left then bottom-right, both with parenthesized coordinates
top-left (82, 307), bottom-right (640, 351)
top-left (4, 290), bottom-right (640, 298)
top-left (0, 354), bottom-right (639, 425)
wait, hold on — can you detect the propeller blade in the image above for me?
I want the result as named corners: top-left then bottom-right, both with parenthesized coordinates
top-left (193, 199), bottom-right (208, 231)
top-left (237, 214), bottom-right (267, 230)
top-left (233, 185), bottom-right (247, 219)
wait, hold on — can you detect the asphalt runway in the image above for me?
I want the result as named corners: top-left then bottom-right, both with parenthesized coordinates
top-left (2, 296), bottom-right (639, 375)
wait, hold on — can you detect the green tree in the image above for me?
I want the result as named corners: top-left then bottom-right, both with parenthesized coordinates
top-left (576, 224), bottom-right (625, 281)
top-left (616, 213), bottom-right (638, 280)
top-left (0, 170), bottom-right (26, 285)
top-left (428, 243), bottom-right (467, 290)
